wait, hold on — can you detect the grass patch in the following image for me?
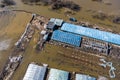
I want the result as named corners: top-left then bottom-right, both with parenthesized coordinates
top-left (0, 12), bottom-right (31, 71)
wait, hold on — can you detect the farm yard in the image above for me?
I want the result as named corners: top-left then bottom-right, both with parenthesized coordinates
top-left (0, 0), bottom-right (120, 80)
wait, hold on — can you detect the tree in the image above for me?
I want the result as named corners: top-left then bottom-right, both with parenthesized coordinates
top-left (2, 0), bottom-right (15, 5)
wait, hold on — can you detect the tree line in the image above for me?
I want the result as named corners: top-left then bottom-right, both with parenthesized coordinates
top-left (21, 0), bottom-right (81, 11)
top-left (1, 0), bottom-right (15, 6)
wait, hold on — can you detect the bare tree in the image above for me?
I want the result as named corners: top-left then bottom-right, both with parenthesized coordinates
top-left (21, 0), bottom-right (81, 11)
top-left (1, 0), bottom-right (15, 5)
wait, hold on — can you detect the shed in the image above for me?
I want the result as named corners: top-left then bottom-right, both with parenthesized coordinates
top-left (43, 34), bottom-right (49, 41)
top-left (54, 19), bottom-right (64, 26)
top-left (49, 18), bottom-right (63, 26)
top-left (44, 24), bottom-right (47, 29)
top-left (23, 63), bottom-right (47, 80)
top-left (49, 18), bottom-right (56, 22)
top-left (46, 22), bottom-right (55, 30)
top-left (76, 74), bottom-right (96, 80)
top-left (48, 68), bottom-right (69, 80)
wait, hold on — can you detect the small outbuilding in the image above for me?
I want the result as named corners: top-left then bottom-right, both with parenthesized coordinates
top-left (49, 18), bottom-right (64, 26)
top-left (49, 18), bottom-right (56, 22)
top-left (44, 24), bottom-right (47, 29)
top-left (46, 22), bottom-right (55, 30)
top-left (43, 34), bottom-right (49, 41)
top-left (54, 18), bottom-right (64, 26)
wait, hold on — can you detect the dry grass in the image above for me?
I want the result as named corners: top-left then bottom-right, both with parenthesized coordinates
top-left (0, 0), bottom-right (120, 80)
top-left (11, 35), bottom-right (100, 80)
top-left (0, 11), bottom-right (32, 71)
top-left (12, 30), bottom-right (120, 80)
top-left (12, 0), bottom-right (120, 33)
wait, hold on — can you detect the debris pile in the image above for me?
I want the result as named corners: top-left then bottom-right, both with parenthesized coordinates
top-left (99, 59), bottom-right (116, 78)
top-left (15, 23), bottom-right (34, 51)
top-left (0, 55), bottom-right (23, 80)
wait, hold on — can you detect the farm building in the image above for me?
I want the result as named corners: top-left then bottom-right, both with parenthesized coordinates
top-left (43, 34), bottom-right (49, 41)
top-left (76, 74), bottom-right (96, 80)
top-left (51, 30), bottom-right (82, 47)
top-left (61, 23), bottom-right (120, 46)
top-left (40, 30), bottom-right (47, 35)
top-left (23, 63), bottom-right (47, 80)
top-left (49, 18), bottom-right (63, 26)
top-left (46, 22), bottom-right (55, 30)
top-left (49, 18), bottom-right (56, 22)
top-left (48, 68), bottom-right (69, 80)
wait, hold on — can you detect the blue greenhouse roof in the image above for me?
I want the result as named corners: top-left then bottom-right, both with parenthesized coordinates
top-left (51, 30), bottom-right (82, 47)
top-left (48, 68), bottom-right (69, 80)
top-left (76, 74), bottom-right (96, 80)
top-left (61, 23), bottom-right (120, 45)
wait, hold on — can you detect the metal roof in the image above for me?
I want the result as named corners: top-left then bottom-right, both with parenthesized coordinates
top-left (23, 63), bottom-right (46, 80)
top-left (76, 74), bottom-right (96, 80)
top-left (54, 19), bottom-right (63, 26)
top-left (51, 30), bottom-right (82, 47)
top-left (48, 68), bottom-right (69, 80)
top-left (50, 18), bottom-right (63, 26)
top-left (50, 18), bottom-right (56, 22)
top-left (43, 34), bottom-right (49, 41)
top-left (47, 22), bottom-right (55, 30)
top-left (61, 23), bottom-right (120, 45)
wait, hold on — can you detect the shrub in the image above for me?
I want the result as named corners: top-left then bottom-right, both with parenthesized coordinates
top-left (1, 0), bottom-right (15, 5)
